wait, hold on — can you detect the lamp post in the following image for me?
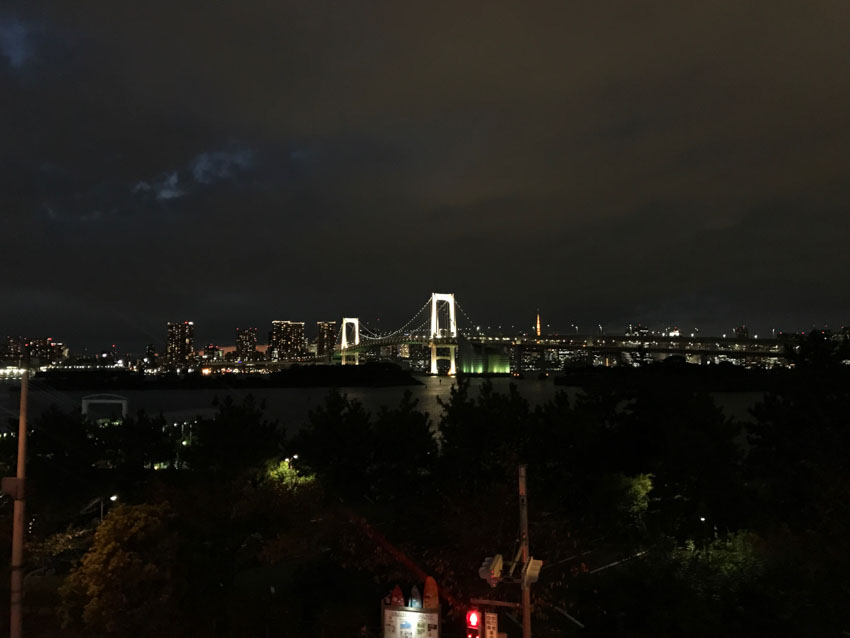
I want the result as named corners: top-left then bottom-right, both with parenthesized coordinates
top-left (100, 495), bottom-right (119, 523)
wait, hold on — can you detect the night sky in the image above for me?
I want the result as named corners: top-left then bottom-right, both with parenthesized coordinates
top-left (2, 2), bottom-right (848, 351)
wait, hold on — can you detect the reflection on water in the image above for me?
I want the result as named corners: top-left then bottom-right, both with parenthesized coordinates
top-left (9, 376), bottom-right (760, 432)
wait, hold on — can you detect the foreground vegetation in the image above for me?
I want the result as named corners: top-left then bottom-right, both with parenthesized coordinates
top-left (1, 332), bottom-right (848, 636)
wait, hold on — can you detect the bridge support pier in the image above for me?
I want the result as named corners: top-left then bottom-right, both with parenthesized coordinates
top-left (341, 351), bottom-right (360, 366)
top-left (430, 343), bottom-right (457, 376)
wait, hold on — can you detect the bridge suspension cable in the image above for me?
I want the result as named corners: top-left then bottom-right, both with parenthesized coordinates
top-left (360, 298), bottom-right (432, 341)
top-left (359, 322), bottom-right (385, 338)
top-left (408, 316), bottom-right (432, 335)
top-left (455, 300), bottom-right (484, 336)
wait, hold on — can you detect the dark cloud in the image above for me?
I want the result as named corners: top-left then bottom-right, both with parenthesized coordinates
top-left (0, 17), bottom-right (31, 68)
top-left (1, 1), bottom-right (849, 350)
top-left (190, 149), bottom-right (253, 185)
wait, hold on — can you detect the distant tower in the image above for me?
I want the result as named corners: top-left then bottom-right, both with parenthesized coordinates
top-left (536, 309), bottom-right (541, 337)
top-left (166, 321), bottom-right (195, 366)
top-left (269, 320), bottom-right (306, 360)
top-left (316, 321), bottom-right (337, 361)
top-left (235, 327), bottom-right (258, 362)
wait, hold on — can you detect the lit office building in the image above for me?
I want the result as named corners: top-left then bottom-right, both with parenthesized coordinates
top-left (316, 321), bottom-right (337, 360)
top-left (3, 337), bottom-right (24, 361)
top-left (235, 327), bottom-right (258, 362)
top-left (13, 337), bottom-right (67, 365)
top-left (269, 321), bottom-right (306, 360)
top-left (166, 321), bottom-right (195, 365)
top-left (48, 340), bottom-right (68, 364)
top-left (26, 338), bottom-right (52, 362)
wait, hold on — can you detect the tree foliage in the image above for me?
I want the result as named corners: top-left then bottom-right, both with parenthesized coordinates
top-left (59, 502), bottom-right (180, 635)
top-left (185, 394), bottom-right (282, 474)
top-left (23, 354), bottom-right (850, 635)
top-left (296, 389), bottom-right (437, 502)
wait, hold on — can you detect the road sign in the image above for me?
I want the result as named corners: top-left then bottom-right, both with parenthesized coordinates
top-left (484, 612), bottom-right (498, 638)
top-left (383, 606), bottom-right (439, 638)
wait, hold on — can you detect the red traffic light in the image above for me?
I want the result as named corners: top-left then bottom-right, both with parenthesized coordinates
top-left (467, 609), bottom-right (480, 628)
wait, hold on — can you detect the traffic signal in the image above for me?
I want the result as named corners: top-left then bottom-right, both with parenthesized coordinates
top-left (466, 608), bottom-right (481, 638)
top-left (522, 557), bottom-right (543, 588)
top-left (478, 554), bottom-right (503, 587)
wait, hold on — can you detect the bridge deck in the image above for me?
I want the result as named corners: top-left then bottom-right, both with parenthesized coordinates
top-left (336, 333), bottom-right (785, 359)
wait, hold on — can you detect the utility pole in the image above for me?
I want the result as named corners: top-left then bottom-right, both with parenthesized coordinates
top-left (476, 465), bottom-right (542, 637)
top-left (518, 464), bottom-right (531, 638)
top-left (10, 370), bottom-right (28, 638)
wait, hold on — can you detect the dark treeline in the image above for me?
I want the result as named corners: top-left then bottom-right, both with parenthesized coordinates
top-left (0, 331), bottom-right (848, 637)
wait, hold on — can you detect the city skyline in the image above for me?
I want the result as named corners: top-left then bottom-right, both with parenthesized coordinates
top-left (2, 2), bottom-right (848, 352)
top-left (3, 304), bottom-right (841, 357)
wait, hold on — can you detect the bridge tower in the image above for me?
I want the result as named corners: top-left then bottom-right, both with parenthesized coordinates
top-left (340, 317), bottom-right (360, 365)
top-left (429, 293), bottom-right (457, 375)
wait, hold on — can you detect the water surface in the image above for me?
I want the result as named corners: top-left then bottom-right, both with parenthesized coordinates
top-left (6, 377), bottom-right (760, 431)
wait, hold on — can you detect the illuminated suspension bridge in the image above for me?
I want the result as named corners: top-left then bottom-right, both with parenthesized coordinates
top-left (335, 293), bottom-right (471, 374)
top-left (334, 292), bottom-right (788, 375)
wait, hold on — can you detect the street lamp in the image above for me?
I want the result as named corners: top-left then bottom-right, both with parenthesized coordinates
top-left (100, 495), bottom-right (118, 522)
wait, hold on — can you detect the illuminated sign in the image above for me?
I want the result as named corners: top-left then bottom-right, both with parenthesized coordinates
top-left (484, 612), bottom-right (498, 638)
top-left (383, 606), bottom-right (439, 638)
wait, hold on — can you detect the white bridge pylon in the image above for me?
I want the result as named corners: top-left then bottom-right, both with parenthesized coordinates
top-left (341, 317), bottom-right (360, 349)
top-left (429, 292), bottom-right (457, 375)
top-left (340, 317), bottom-right (360, 365)
top-left (430, 293), bottom-right (457, 338)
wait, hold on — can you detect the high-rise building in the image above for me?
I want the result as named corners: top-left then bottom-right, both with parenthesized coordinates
top-left (3, 337), bottom-right (24, 362)
top-left (203, 344), bottom-right (221, 360)
top-left (166, 321), bottom-right (195, 366)
top-left (26, 338), bottom-right (52, 363)
top-left (269, 321), bottom-right (306, 361)
top-left (2, 337), bottom-right (68, 365)
top-left (16, 338), bottom-right (66, 365)
top-left (54, 341), bottom-right (69, 364)
top-left (316, 321), bottom-right (337, 360)
top-left (235, 327), bottom-right (258, 362)
top-left (142, 344), bottom-right (159, 369)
